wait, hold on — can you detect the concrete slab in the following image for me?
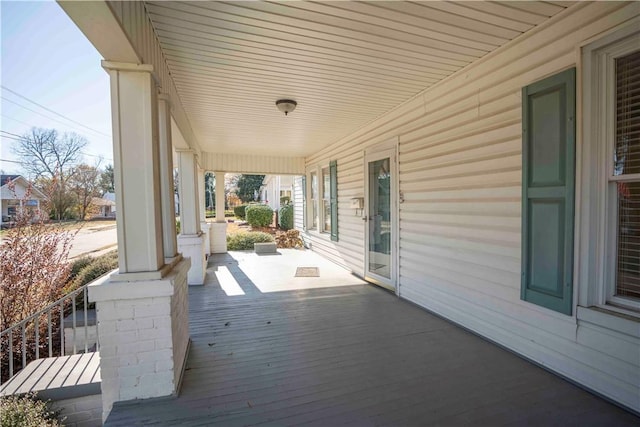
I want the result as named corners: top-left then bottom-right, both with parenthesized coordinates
top-left (208, 249), bottom-right (366, 294)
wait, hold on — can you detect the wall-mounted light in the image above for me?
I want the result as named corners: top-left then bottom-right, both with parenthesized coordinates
top-left (276, 99), bottom-right (297, 116)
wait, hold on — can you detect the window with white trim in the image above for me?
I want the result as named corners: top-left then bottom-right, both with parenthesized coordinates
top-left (322, 167), bottom-right (331, 233)
top-left (306, 163), bottom-right (338, 240)
top-left (581, 27), bottom-right (640, 312)
top-left (310, 171), bottom-right (318, 230)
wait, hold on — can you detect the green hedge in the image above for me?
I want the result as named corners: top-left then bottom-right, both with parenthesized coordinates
top-left (0, 393), bottom-right (61, 427)
top-left (64, 251), bottom-right (118, 296)
top-left (227, 231), bottom-right (274, 250)
top-left (246, 204), bottom-right (273, 227)
top-left (278, 204), bottom-right (293, 230)
top-left (234, 204), bottom-right (249, 220)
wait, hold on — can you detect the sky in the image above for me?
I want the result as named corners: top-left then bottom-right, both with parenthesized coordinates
top-left (1, 0), bottom-right (113, 176)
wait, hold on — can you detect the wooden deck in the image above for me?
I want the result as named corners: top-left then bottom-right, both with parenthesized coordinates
top-left (0, 352), bottom-right (100, 400)
top-left (106, 252), bottom-right (638, 426)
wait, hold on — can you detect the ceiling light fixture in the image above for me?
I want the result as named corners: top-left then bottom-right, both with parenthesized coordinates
top-left (276, 99), bottom-right (297, 116)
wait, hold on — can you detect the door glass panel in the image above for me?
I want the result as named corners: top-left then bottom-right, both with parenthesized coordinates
top-left (368, 157), bottom-right (391, 279)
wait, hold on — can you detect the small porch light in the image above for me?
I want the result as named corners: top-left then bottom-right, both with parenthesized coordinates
top-left (276, 99), bottom-right (297, 116)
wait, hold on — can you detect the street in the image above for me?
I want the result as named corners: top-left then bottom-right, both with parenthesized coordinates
top-left (67, 223), bottom-right (117, 259)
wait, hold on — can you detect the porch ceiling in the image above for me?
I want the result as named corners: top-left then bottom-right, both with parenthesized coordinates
top-left (144, 1), bottom-right (572, 157)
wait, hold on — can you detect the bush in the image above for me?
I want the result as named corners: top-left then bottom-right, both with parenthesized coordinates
top-left (176, 218), bottom-right (181, 234)
top-left (227, 231), bottom-right (274, 250)
top-left (0, 393), bottom-right (62, 427)
top-left (68, 256), bottom-right (93, 282)
top-left (280, 196), bottom-right (291, 205)
top-left (234, 204), bottom-right (249, 220)
top-left (64, 251), bottom-right (118, 295)
top-left (246, 204), bottom-right (273, 228)
top-left (278, 204), bottom-right (293, 230)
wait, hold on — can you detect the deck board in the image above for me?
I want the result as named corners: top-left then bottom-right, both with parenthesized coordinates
top-left (105, 252), bottom-right (639, 426)
top-left (0, 352), bottom-right (101, 400)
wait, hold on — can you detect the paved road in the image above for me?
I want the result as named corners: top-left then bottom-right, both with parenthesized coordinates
top-left (68, 225), bottom-right (118, 259)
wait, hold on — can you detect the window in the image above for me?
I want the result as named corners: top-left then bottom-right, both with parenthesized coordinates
top-left (322, 167), bottom-right (331, 233)
top-left (306, 161), bottom-right (338, 241)
top-left (581, 27), bottom-right (640, 312)
top-left (310, 172), bottom-right (318, 230)
top-left (521, 68), bottom-right (576, 315)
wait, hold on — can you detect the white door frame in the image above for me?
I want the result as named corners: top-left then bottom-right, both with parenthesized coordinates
top-left (364, 138), bottom-right (399, 294)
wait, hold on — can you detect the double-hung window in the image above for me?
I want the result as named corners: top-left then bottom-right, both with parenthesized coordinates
top-left (310, 171), bottom-right (318, 230)
top-left (581, 26), bottom-right (640, 312)
top-left (306, 161), bottom-right (338, 241)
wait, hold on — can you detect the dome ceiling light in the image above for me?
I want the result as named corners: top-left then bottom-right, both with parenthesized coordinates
top-left (276, 99), bottom-right (297, 116)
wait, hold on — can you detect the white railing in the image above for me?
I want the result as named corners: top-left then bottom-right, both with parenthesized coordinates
top-left (0, 281), bottom-right (99, 384)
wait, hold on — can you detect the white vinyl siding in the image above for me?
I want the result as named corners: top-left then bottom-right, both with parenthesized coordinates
top-left (301, 1), bottom-right (640, 412)
top-left (293, 176), bottom-right (304, 231)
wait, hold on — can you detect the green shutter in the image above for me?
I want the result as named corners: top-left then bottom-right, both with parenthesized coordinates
top-left (330, 160), bottom-right (338, 241)
top-left (521, 68), bottom-right (575, 315)
top-left (301, 175), bottom-right (307, 231)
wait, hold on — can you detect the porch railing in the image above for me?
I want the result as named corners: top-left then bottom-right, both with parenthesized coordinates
top-left (0, 280), bottom-right (101, 384)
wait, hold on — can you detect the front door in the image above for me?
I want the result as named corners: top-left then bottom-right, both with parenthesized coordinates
top-left (365, 148), bottom-right (397, 291)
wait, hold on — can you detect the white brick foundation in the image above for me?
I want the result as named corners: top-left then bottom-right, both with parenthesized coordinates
top-left (210, 222), bottom-right (228, 254)
top-left (201, 222), bottom-right (211, 255)
top-left (89, 257), bottom-right (190, 421)
top-left (178, 233), bottom-right (206, 285)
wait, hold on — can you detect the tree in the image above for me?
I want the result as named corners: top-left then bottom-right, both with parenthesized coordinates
top-left (205, 172), bottom-right (215, 210)
top-left (99, 164), bottom-right (115, 195)
top-left (0, 181), bottom-right (76, 379)
top-left (70, 164), bottom-right (101, 220)
top-left (12, 128), bottom-right (88, 220)
top-left (236, 174), bottom-right (265, 203)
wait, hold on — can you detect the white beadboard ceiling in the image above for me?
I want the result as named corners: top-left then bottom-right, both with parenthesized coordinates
top-left (144, 1), bottom-right (572, 157)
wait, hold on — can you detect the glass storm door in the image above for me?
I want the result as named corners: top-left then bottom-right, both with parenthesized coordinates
top-left (365, 149), bottom-right (396, 290)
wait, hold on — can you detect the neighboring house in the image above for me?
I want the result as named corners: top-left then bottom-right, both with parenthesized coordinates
top-left (0, 174), bottom-right (46, 225)
top-left (261, 175), bottom-right (293, 212)
top-left (51, 1), bottom-right (639, 421)
top-left (91, 194), bottom-right (116, 218)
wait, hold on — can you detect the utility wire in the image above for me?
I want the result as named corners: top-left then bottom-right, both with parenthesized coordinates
top-left (1, 97), bottom-right (112, 143)
top-left (1, 131), bottom-right (113, 162)
top-left (0, 130), bottom-right (22, 138)
top-left (1, 85), bottom-right (112, 138)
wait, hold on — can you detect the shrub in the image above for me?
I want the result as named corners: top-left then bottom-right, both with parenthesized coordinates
top-left (278, 204), bottom-right (294, 230)
top-left (246, 204), bottom-right (273, 228)
top-left (1, 180), bottom-right (75, 331)
top-left (280, 196), bottom-right (291, 205)
top-left (234, 204), bottom-right (249, 220)
top-left (176, 218), bottom-right (181, 234)
top-left (227, 231), bottom-right (274, 250)
top-left (68, 256), bottom-right (93, 282)
top-left (275, 229), bottom-right (303, 249)
top-left (0, 393), bottom-right (62, 427)
top-left (64, 251), bottom-right (118, 295)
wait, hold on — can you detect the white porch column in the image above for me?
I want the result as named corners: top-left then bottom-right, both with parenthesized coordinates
top-left (158, 93), bottom-right (178, 259)
top-left (211, 171), bottom-right (227, 253)
top-left (199, 168), bottom-right (211, 255)
top-left (92, 62), bottom-right (190, 421)
top-left (177, 150), bottom-right (206, 285)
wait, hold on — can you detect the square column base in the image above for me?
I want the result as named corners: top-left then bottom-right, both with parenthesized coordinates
top-left (201, 222), bottom-right (211, 255)
top-left (178, 233), bottom-right (207, 285)
top-left (210, 222), bottom-right (228, 254)
top-left (88, 257), bottom-right (191, 421)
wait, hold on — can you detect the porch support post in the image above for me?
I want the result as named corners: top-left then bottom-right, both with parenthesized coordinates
top-left (158, 93), bottom-right (178, 259)
top-left (211, 171), bottom-right (227, 253)
top-left (92, 61), bottom-right (190, 421)
top-left (199, 168), bottom-right (211, 255)
top-left (177, 149), bottom-right (206, 285)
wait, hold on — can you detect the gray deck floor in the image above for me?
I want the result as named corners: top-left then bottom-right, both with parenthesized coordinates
top-left (106, 250), bottom-right (638, 426)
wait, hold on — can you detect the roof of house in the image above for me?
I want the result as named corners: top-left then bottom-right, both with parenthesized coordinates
top-left (91, 197), bottom-right (116, 207)
top-left (1, 175), bottom-right (21, 185)
top-left (0, 175), bottom-right (47, 200)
